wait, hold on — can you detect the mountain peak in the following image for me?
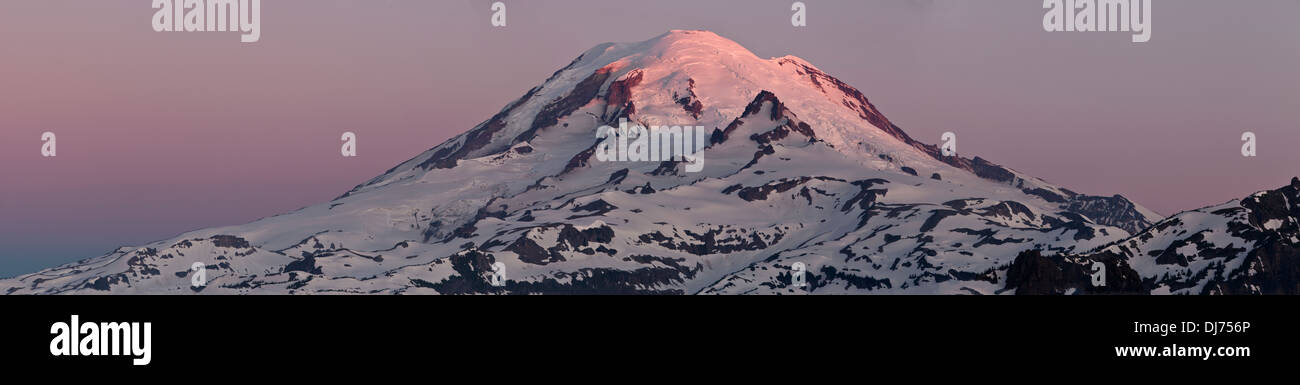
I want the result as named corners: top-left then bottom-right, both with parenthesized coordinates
top-left (654, 29), bottom-right (732, 42)
top-left (1, 31), bottom-right (1169, 295)
top-left (612, 30), bottom-right (820, 73)
top-left (348, 30), bottom-right (1157, 232)
top-left (556, 31), bottom-right (910, 158)
top-left (648, 30), bottom-right (744, 48)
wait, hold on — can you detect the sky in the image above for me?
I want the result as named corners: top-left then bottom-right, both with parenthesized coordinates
top-left (1, 0), bottom-right (1297, 277)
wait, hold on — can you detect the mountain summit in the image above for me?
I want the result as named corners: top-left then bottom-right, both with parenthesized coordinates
top-left (5, 30), bottom-right (1176, 294)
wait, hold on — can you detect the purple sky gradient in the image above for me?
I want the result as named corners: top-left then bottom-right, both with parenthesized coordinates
top-left (1, 0), bottom-right (1297, 277)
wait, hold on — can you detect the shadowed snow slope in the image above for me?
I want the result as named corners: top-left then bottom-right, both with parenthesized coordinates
top-left (4, 30), bottom-right (1171, 294)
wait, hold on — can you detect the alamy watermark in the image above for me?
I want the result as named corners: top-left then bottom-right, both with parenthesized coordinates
top-left (1043, 0), bottom-right (1152, 43)
top-left (191, 262), bottom-right (207, 288)
top-left (594, 119), bottom-right (708, 173)
top-left (791, 2), bottom-right (807, 27)
top-left (1090, 261), bottom-right (1106, 287)
top-left (940, 132), bottom-right (957, 157)
top-left (791, 262), bottom-right (807, 288)
top-left (341, 132), bottom-right (358, 157)
top-left (491, 2), bottom-right (507, 27)
top-left (1241, 132), bottom-right (1257, 157)
top-left (152, 0), bottom-right (261, 43)
top-left (50, 315), bottom-right (152, 366)
top-left (489, 262), bottom-right (506, 287)
top-left (41, 132), bottom-right (57, 157)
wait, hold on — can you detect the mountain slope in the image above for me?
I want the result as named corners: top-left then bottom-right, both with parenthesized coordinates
top-left (1105, 178), bottom-right (1300, 294)
top-left (995, 178), bottom-right (1300, 295)
top-left (2, 30), bottom-right (1161, 295)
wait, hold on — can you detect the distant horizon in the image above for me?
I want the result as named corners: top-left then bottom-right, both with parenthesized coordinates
top-left (2, 0), bottom-right (1297, 277)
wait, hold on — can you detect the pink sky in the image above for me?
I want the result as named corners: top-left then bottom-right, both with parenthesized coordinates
top-left (2, 0), bottom-right (1297, 276)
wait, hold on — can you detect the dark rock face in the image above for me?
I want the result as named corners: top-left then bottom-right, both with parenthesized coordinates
top-left (1023, 188), bottom-right (1068, 203)
top-left (1241, 177), bottom-right (1300, 235)
top-left (810, 265), bottom-right (893, 291)
top-left (211, 235), bottom-right (251, 249)
top-left (719, 90), bottom-right (789, 142)
top-left (522, 66), bottom-right (616, 143)
top-left (284, 253), bottom-right (323, 275)
top-left (85, 274), bottom-right (129, 291)
top-left (1214, 179), bottom-right (1300, 294)
top-left (1065, 195), bottom-right (1153, 235)
top-left (675, 78), bottom-right (704, 119)
top-left (504, 223), bottom-right (616, 266)
top-left (841, 179), bottom-right (889, 212)
top-left (607, 168), bottom-right (629, 184)
top-left (749, 90), bottom-right (789, 121)
top-left (1207, 238), bottom-right (1300, 294)
top-left (950, 228), bottom-right (1028, 248)
top-left (636, 226), bottom-right (782, 256)
top-left (417, 249), bottom-right (696, 295)
top-left (712, 91), bottom-right (818, 149)
top-left (605, 69), bottom-right (643, 109)
top-left (734, 177), bottom-right (813, 201)
top-left (407, 56), bottom-right (621, 173)
top-left (749, 119), bottom-right (815, 145)
top-left (416, 87), bottom-right (540, 171)
top-left (505, 237), bottom-right (563, 265)
top-left (562, 140), bottom-right (601, 174)
top-left (1004, 250), bottom-right (1148, 295)
top-left (919, 210), bottom-right (958, 233)
top-left (557, 224), bottom-right (615, 247)
top-left (568, 199), bottom-right (617, 219)
top-left (980, 201), bottom-right (1036, 221)
top-left (969, 157), bottom-right (1016, 184)
top-left (411, 249), bottom-right (505, 295)
top-left (1004, 250), bottom-right (1066, 295)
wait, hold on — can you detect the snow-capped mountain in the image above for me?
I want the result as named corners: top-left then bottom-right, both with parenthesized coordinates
top-left (1128, 178), bottom-right (1300, 294)
top-left (1001, 178), bottom-right (1300, 295)
top-left (3, 30), bottom-right (1169, 295)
